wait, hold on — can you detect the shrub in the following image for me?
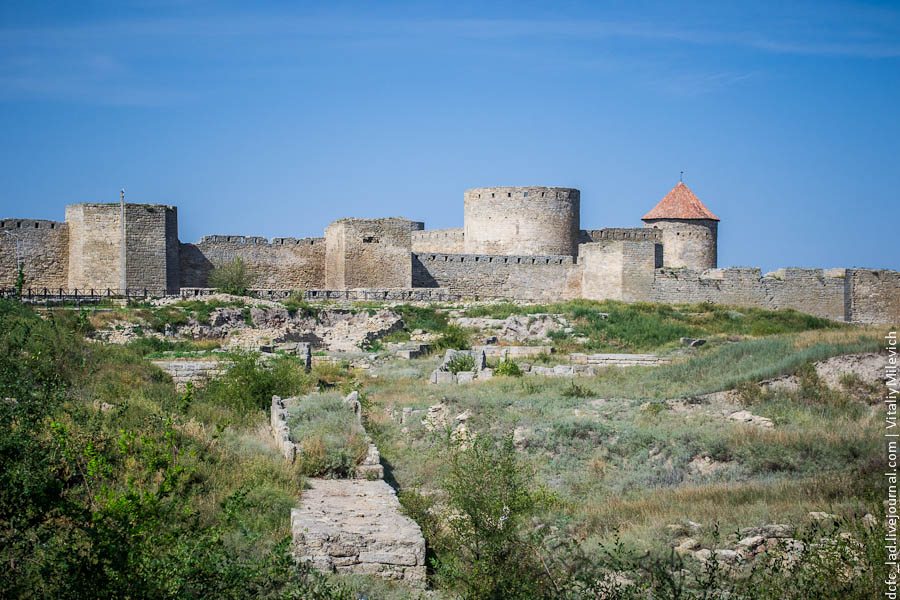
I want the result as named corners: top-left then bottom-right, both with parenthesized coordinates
top-left (393, 304), bottom-right (449, 333)
top-left (434, 325), bottom-right (472, 351)
top-left (208, 256), bottom-right (252, 296)
top-left (561, 380), bottom-right (592, 399)
top-left (494, 357), bottom-right (523, 377)
top-left (197, 353), bottom-right (313, 419)
top-left (283, 292), bottom-right (319, 319)
top-left (447, 352), bottom-right (476, 374)
top-left (430, 432), bottom-right (557, 599)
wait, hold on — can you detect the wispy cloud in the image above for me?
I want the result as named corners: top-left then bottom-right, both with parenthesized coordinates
top-left (0, 3), bottom-right (895, 105)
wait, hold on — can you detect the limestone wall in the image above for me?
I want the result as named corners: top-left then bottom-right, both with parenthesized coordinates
top-left (66, 203), bottom-right (178, 295)
top-left (642, 219), bottom-right (718, 270)
top-left (581, 240), bottom-right (661, 302)
top-left (66, 204), bottom-right (122, 291)
top-left (325, 218), bottom-right (422, 289)
top-left (649, 267), bottom-right (848, 320)
top-left (411, 228), bottom-right (464, 253)
top-left (0, 218), bottom-right (69, 289)
top-left (580, 228), bottom-right (662, 243)
top-left (847, 269), bottom-right (900, 325)
top-left (412, 252), bottom-right (583, 301)
top-left (180, 235), bottom-right (325, 290)
top-left (463, 187), bottom-right (580, 256)
top-left (125, 204), bottom-right (179, 295)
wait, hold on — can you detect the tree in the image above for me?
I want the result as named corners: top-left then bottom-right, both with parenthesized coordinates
top-left (208, 256), bottom-right (252, 296)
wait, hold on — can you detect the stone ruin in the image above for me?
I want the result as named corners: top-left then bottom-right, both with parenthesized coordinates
top-left (271, 392), bottom-right (426, 585)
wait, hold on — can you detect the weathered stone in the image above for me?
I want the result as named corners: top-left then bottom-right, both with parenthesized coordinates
top-left (291, 479), bottom-right (426, 586)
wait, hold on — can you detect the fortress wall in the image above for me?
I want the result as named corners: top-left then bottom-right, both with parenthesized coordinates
top-left (0, 219), bottom-right (69, 289)
top-left (464, 187), bottom-right (580, 256)
top-left (412, 253), bottom-right (583, 301)
top-left (649, 267), bottom-right (848, 320)
top-left (66, 204), bottom-right (123, 291)
top-left (581, 241), bottom-right (660, 302)
top-left (326, 219), bottom-right (421, 289)
top-left (580, 228), bottom-right (662, 243)
top-left (124, 204), bottom-right (179, 295)
top-left (411, 228), bottom-right (464, 254)
top-left (847, 269), bottom-right (900, 324)
top-left (642, 219), bottom-right (718, 270)
top-left (180, 236), bottom-right (325, 290)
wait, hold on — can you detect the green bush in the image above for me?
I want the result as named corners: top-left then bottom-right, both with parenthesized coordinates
top-left (447, 352), bottom-right (476, 374)
top-left (494, 357), bottom-right (523, 377)
top-left (429, 432), bottom-right (557, 599)
top-left (197, 353), bottom-right (313, 419)
top-left (208, 256), bottom-right (252, 296)
top-left (393, 304), bottom-right (449, 333)
top-left (0, 299), bottom-right (352, 600)
top-left (434, 325), bottom-right (472, 351)
top-left (282, 292), bottom-right (319, 319)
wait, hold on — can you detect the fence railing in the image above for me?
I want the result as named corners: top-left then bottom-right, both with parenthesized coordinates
top-left (0, 288), bottom-right (150, 301)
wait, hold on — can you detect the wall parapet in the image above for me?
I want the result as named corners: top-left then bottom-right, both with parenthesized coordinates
top-left (197, 235), bottom-right (324, 246)
top-left (580, 228), bottom-right (661, 243)
top-left (413, 252), bottom-right (575, 266)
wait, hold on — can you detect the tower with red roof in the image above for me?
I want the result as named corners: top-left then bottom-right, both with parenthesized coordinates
top-left (641, 182), bottom-right (719, 270)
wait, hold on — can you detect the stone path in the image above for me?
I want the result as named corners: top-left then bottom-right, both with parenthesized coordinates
top-left (291, 479), bottom-right (426, 586)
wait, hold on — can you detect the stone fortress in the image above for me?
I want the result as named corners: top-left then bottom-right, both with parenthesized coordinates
top-left (2, 182), bottom-right (898, 324)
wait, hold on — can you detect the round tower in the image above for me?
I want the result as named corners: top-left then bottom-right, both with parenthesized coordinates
top-left (463, 186), bottom-right (580, 256)
top-left (641, 182), bottom-right (719, 270)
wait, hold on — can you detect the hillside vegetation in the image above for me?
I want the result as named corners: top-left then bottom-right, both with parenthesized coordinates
top-left (1, 297), bottom-right (892, 599)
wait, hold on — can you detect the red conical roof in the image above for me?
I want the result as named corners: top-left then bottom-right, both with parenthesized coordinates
top-left (642, 182), bottom-right (719, 221)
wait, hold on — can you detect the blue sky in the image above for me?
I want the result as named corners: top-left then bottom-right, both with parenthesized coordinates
top-left (1, 1), bottom-right (898, 271)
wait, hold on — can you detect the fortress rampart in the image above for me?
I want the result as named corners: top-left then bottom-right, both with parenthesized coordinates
top-left (463, 187), bottom-right (580, 256)
top-left (412, 253), bottom-right (582, 301)
top-left (0, 219), bottom-right (69, 290)
top-left (180, 235), bottom-right (325, 290)
top-left (3, 183), bottom-right (898, 324)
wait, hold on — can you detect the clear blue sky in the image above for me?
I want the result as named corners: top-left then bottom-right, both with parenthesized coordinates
top-left (1, 1), bottom-right (897, 271)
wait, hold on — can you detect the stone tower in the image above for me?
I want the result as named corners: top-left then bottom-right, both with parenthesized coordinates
top-left (463, 187), bottom-right (580, 256)
top-left (641, 182), bottom-right (718, 270)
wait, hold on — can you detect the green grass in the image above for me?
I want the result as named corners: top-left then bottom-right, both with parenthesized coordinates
top-left (461, 299), bottom-right (845, 353)
top-left (362, 324), bottom-right (887, 595)
top-left (287, 392), bottom-right (369, 478)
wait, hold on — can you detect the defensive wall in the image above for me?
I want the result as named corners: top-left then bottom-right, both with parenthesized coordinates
top-left (180, 235), bottom-right (325, 290)
top-left (463, 187), bottom-right (580, 256)
top-left (325, 218), bottom-right (423, 289)
top-left (0, 218), bottom-right (69, 289)
top-left (3, 183), bottom-right (899, 324)
top-left (412, 252), bottom-right (583, 301)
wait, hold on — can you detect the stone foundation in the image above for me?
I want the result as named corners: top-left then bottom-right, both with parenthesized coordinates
top-left (291, 479), bottom-right (426, 586)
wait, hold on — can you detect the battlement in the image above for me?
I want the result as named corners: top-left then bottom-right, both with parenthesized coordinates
top-left (198, 234), bottom-right (324, 247)
top-left (1, 190), bottom-right (897, 325)
top-left (0, 218), bottom-right (66, 231)
top-left (580, 228), bottom-right (661, 243)
top-left (414, 253), bottom-right (575, 266)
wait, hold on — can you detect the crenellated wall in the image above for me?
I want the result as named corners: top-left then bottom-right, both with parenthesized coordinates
top-left (412, 252), bottom-right (583, 301)
top-left (648, 266), bottom-right (848, 320)
top-left (411, 228), bottom-right (464, 254)
top-left (580, 228), bottom-right (662, 243)
top-left (464, 187), bottom-right (580, 256)
top-left (2, 197), bottom-right (898, 325)
top-left (0, 218), bottom-right (69, 289)
top-left (180, 235), bottom-right (325, 290)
